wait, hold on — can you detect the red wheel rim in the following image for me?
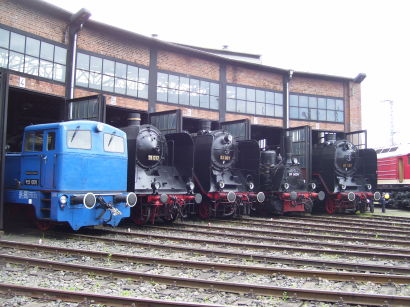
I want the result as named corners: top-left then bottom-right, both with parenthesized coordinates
top-left (325, 198), bottom-right (336, 214)
top-left (198, 203), bottom-right (210, 219)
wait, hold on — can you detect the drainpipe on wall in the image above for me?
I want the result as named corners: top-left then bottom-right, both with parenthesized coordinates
top-left (283, 69), bottom-right (294, 129)
top-left (65, 8), bottom-right (91, 99)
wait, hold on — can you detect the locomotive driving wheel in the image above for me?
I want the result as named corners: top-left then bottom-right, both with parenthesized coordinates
top-left (131, 205), bottom-right (151, 225)
top-left (198, 202), bottom-right (210, 219)
top-left (325, 198), bottom-right (336, 214)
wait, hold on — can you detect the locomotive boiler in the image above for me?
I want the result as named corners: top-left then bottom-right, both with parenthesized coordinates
top-left (259, 137), bottom-right (323, 215)
top-left (122, 114), bottom-right (201, 224)
top-left (192, 121), bottom-right (265, 218)
top-left (312, 134), bottom-right (381, 214)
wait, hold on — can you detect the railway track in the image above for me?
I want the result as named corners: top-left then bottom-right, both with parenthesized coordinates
top-left (1, 240), bottom-right (410, 306)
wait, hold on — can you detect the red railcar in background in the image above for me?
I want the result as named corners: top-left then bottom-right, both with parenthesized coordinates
top-left (376, 144), bottom-right (410, 208)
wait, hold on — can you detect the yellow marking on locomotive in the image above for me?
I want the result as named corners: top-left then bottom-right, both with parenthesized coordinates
top-left (220, 155), bottom-right (231, 161)
top-left (342, 163), bottom-right (352, 168)
top-left (148, 155), bottom-right (160, 161)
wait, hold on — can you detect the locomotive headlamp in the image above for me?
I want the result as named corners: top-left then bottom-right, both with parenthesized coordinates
top-left (247, 181), bottom-right (255, 190)
top-left (186, 181), bottom-right (195, 191)
top-left (292, 157), bottom-right (299, 165)
top-left (340, 184), bottom-right (347, 190)
top-left (59, 195), bottom-right (68, 208)
top-left (309, 183), bottom-right (317, 190)
top-left (374, 191), bottom-right (381, 201)
top-left (282, 183), bottom-right (290, 190)
top-left (224, 134), bottom-right (233, 144)
top-left (218, 180), bottom-right (225, 189)
top-left (151, 181), bottom-right (161, 191)
top-left (96, 123), bottom-right (104, 132)
top-left (366, 184), bottom-right (372, 190)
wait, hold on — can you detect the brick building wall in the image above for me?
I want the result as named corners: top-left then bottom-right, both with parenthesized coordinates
top-left (156, 103), bottom-right (219, 121)
top-left (226, 65), bottom-right (283, 91)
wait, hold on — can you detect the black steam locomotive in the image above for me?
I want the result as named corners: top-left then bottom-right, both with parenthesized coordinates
top-left (259, 137), bottom-right (324, 215)
top-left (122, 114), bottom-right (201, 224)
top-left (312, 134), bottom-right (381, 213)
top-left (192, 122), bottom-right (264, 218)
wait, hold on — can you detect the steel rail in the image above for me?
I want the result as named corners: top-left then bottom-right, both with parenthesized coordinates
top-left (61, 233), bottom-right (410, 274)
top-left (171, 222), bottom-right (410, 248)
top-left (1, 256), bottom-right (410, 306)
top-left (146, 225), bottom-right (410, 255)
top-left (1, 241), bottom-right (409, 284)
top-left (218, 219), bottom-right (409, 240)
top-left (308, 214), bottom-right (410, 225)
top-left (242, 216), bottom-right (410, 233)
top-left (0, 283), bottom-right (222, 307)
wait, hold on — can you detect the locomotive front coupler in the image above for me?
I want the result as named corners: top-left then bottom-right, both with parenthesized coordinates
top-left (96, 196), bottom-right (122, 216)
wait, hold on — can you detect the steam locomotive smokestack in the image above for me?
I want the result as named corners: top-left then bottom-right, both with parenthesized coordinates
top-left (127, 113), bottom-right (141, 127)
top-left (285, 136), bottom-right (293, 164)
top-left (199, 119), bottom-right (212, 132)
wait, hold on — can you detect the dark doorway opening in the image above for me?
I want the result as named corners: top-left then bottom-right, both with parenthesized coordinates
top-left (182, 117), bottom-right (219, 133)
top-left (106, 105), bottom-right (148, 128)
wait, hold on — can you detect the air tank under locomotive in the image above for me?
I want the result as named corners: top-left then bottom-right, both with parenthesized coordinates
top-left (122, 114), bottom-right (201, 224)
top-left (312, 134), bottom-right (381, 213)
top-left (192, 121), bottom-right (265, 218)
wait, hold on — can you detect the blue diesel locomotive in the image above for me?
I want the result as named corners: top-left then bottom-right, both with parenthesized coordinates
top-left (4, 120), bottom-right (137, 230)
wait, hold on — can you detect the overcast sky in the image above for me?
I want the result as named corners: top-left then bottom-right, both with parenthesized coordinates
top-left (44, 0), bottom-right (409, 147)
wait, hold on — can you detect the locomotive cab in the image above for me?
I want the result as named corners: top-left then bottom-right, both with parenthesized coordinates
top-left (4, 121), bottom-right (135, 230)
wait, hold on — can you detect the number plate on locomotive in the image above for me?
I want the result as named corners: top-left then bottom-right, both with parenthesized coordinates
top-left (24, 179), bottom-right (39, 186)
top-left (342, 163), bottom-right (352, 168)
top-left (148, 155), bottom-right (160, 161)
top-left (219, 155), bottom-right (231, 161)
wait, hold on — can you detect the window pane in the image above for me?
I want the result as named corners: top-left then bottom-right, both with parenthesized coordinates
top-left (47, 132), bottom-right (55, 151)
top-left (179, 77), bottom-right (189, 91)
top-left (10, 32), bottom-right (25, 52)
top-left (308, 96), bottom-right (317, 108)
top-left (210, 82), bottom-right (219, 96)
top-left (237, 87), bottom-right (246, 100)
top-left (127, 65), bottom-right (138, 81)
top-left (290, 94), bottom-right (298, 106)
top-left (336, 99), bottom-right (344, 111)
top-left (169, 74), bottom-right (179, 89)
top-left (39, 60), bottom-right (53, 78)
top-left (299, 107), bottom-right (309, 120)
top-left (115, 78), bottom-right (126, 94)
top-left (102, 75), bottom-right (114, 92)
top-left (310, 109), bottom-right (317, 120)
top-left (77, 53), bottom-right (89, 70)
top-left (318, 98), bottom-right (326, 109)
top-left (246, 101), bottom-right (255, 114)
top-left (104, 134), bottom-right (124, 153)
top-left (53, 63), bottom-right (65, 82)
top-left (275, 105), bottom-right (283, 117)
top-left (256, 102), bottom-right (265, 115)
top-left (237, 100), bottom-right (246, 113)
top-left (266, 92), bottom-right (274, 104)
top-left (67, 130), bottom-right (91, 149)
top-left (266, 104), bottom-right (274, 116)
top-left (0, 29), bottom-right (9, 48)
top-left (115, 62), bottom-right (127, 78)
top-left (226, 86), bottom-right (235, 98)
top-left (275, 93), bottom-right (283, 105)
top-left (200, 80), bottom-right (210, 94)
top-left (24, 56), bottom-right (39, 75)
top-left (26, 37), bottom-right (40, 57)
top-left (9, 51), bottom-right (24, 72)
top-left (89, 72), bottom-right (102, 90)
top-left (210, 96), bottom-right (218, 110)
top-left (127, 80), bottom-right (138, 97)
top-left (40, 42), bottom-right (54, 61)
top-left (138, 83), bottom-right (148, 99)
top-left (226, 98), bottom-right (236, 112)
top-left (199, 94), bottom-right (209, 108)
top-left (157, 87), bottom-right (167, 102)
top-left (139, 68), bottom-right (149, 83)
top-left (327, 110), bottom-right (335, 121)
top-left (168, 89), bottom-right (178, 103)
top-left (157, 72), bottom-right (168, 87)
top-left (327, 98), bottom-right (336, 110)
top-left (336, 111), bottom-right (344, 122)
top-left (256, 90), bottom-right (265, 103)
top-left (0, 48), bottom-right (8, 68)
top-left (54, 46), bottom-right (66, 64)
top-left (179, 91), bottom-right (189, 105)
top-left (76, 69), bottom-right (89, 87)
top-left (299, 95), bottom-right (308, 107)
top-left (246, 88), bottom-right (256, 101)
top-left (190, 79), bottom-right (200, 93)
top-left (318, 109), bottom-right (326, 121)
top-left (190, 92), bottom-right (199, 107)
top-left (290, 107), bottom-right (298, 119)
top-left (90, 56), bottom-right (102, 73)
top-left (103, 59), bottom-right (115, 76)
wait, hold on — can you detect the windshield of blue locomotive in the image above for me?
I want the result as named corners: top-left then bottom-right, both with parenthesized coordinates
top-left (334, 140), bottom-right (358, 175)
top-left (136, 126), bottom-right (165, 169)
top-left (211, 130), bottom-right (236, 169)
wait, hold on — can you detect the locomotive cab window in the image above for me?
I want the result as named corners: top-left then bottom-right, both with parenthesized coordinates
top-left (67, 129), bottom-right (91, 149)
top-left (24, 131), bottom-right (44, 152)
top-left (47, 132), bottom-right (56, 151)
top-left (103, 133), bottom-right (125, 153)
